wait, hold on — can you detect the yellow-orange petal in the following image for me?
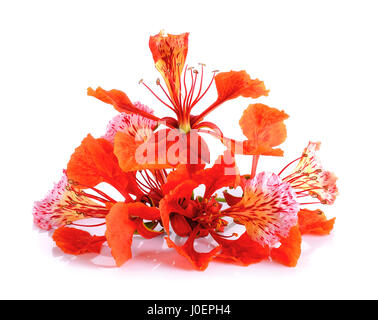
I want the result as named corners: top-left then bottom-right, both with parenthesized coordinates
top-left (149, 31), bottom-right (189, 102)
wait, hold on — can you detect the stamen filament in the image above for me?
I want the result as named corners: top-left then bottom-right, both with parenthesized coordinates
top-left (71, 222), bottom-right (106, 227)
top-left (190, 64), bottom-right (204, 110)
top-left (278, 157), bottom-right (302, 176)
top-left (190, 71), bottom-right (216, 110)
top-left (142, 81), bottom-right (177, 113)
top-left (157, 80), bottom-right (178, 113)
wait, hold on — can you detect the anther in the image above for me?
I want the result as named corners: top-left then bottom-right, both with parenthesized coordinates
top-left (139, 79), bottom-right (144, 84)
top-left (156, 78), bottom-right (161, 85)
top-left (212, 70), bottom-right (220, 73)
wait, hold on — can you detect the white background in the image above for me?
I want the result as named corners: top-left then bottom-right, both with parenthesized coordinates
top-left (1, 0), bottom-right (377, 299)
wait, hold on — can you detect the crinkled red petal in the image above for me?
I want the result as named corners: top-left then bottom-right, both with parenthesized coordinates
top-left (52, 227), bottom-right (106, 255)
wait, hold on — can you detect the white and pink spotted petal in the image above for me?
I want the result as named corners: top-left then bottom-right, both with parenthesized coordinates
top-left (32, 172), bottom-right (69, 230)
top-left (102, 103), bottom-right (157, 143)
top-left (32, 171), bottom-right (103, 230)
top-left (230, 172), bottom-right (299, 247)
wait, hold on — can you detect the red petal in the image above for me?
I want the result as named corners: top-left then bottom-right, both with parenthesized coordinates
top-left (271, 226), bottom-right (302, 267)
top-left (212, 232), bottom-right (269, 266)
top-left (52, 227), bottom-right (106, 255)
top-left (162, 163), bottom-right (205, 195)
top-left (67, 134), bottom-right (139, 198)
top-left (162, 151), bottom-right (238, 199)
top-left (298, 209), bottom-right (335, 235)
top-left (170, 214), bottom-right (193, 237)
top-left (105, 202), bottom-right (137, 267)
top-left (165, 228), bottom-right (221, 271)
top-left (126, 202), bottom-right (160, 220)
top-left (114, 130), bottom-right (179, 173)
top-left (159, 180), bottom-right (198, 234)
top-left (223, 191), bottom-right (242, 206)
top-left (195, 152), bottom-right (239, 199)
top-left (214, 70), bottom-right (268, 102)
top-left (87, 87), bottom-right (160, 122)
top-left (194, 71), bottom-right (268, 124)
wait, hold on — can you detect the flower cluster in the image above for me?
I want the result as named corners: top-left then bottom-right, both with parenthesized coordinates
top-left (33, 31), bottom-right (338, 270)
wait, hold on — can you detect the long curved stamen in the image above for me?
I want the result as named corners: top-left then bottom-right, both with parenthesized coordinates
top-left (71, 222), bottom-right (106, 227)
top-left (190, 63), bottom-right (205, 110)
top-left (190, 70), bottom-right (217, 110)
top-left (182, 67), bottom-right (193, 113)
top-left (182, 65), bottom-right (188, 108)
top-left (278, 157), bottom-right (302, 176)
top-left (188, 69), bottom-right (198, 108)
top-left (140, 80), bottom-right (177, 113)
top-left (156, 78), bottom-right (179, 114)
top-left (136, 170), bottom-right (164, 199)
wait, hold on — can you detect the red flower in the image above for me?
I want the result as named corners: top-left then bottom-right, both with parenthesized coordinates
top-left (33, 30), bottom-right (338, 271)
top-left (88, 31), bottom-right (267, 168)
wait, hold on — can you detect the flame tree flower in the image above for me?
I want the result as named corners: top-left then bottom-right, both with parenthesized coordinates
top-left (32, 30), bottom-right (338, 270)
top-left (88, 31), bottom-right (268, 166)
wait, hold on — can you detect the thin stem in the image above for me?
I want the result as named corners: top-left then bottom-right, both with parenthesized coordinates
top-left (251, 155), bottom-right (260, 179)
